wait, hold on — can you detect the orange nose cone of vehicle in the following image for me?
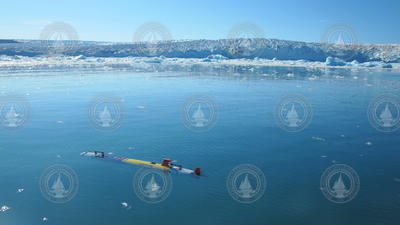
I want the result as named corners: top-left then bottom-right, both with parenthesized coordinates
top-left (162, 158), bottom-right (172, 167)
top-left (194, 168), bottom-right (201, 176)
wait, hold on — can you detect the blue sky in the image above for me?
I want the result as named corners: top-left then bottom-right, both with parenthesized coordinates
top-left (0, 0), bottom-right (399, 44)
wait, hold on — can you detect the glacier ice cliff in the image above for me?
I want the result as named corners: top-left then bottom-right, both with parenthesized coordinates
top-left (0, 38), bottom-right (399, 63)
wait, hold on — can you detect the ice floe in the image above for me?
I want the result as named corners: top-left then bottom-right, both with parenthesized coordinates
top-left (0, 205), bottom-right (11, 212)
top-left (0, 55), bottom-right (398, 74)
top-left (121, 202), bottom-right (131, 210)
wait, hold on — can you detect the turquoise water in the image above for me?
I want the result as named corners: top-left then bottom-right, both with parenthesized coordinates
top-left (0, 68), bottom-right (400, 225)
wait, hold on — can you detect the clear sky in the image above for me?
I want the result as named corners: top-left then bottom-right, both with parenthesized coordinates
top-left (0, 0), bottom-right (399, 44)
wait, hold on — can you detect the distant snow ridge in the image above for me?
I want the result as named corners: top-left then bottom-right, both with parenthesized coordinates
top-left (1, 38), bottom-right (400, 63)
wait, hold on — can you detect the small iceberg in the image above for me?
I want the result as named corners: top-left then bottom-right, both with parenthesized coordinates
top-left (121, 202), bottom-right (131, 210)
top-left (0, 205), bottom-right (11, 212)
top-left (325, 56), bottom-right (346, 66)
top-left (202, 54), bottom-right (228, 62)
top-left (74, 55), bottom-right (86, 60)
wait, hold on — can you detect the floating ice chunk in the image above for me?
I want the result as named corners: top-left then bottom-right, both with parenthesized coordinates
top-left (95, 58), bottom-right (105, 63)
top-left (17, 188), bottom-right (24, 193)
top-left (0, 205), bottom-right (11, 212)
top-left (81, 151), bottom-right (95, 156)
top-left (42, 217), bottom-right (49, 222)
top-left (312, 136), bottom-right (326, 142)
top-left (144, 57), bottom-right (164, 63)
top-left (202, 54), bottom-right (228, 62)
top-left (121, 202), bottom-right (131, 210)
top-left (365, 141), bottom-right (373, 146)
top-left (361, 61), bottom-right (392, 68)
top-left (308, 75), bottom-right (318, 81)
top-left (325, 57), bottom-right (346, 66)
top-left (74, 55), bottom-right (86, 60)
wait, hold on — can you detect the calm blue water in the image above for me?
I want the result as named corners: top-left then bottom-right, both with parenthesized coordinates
top-left (0, 67), bottom-right (400, 225)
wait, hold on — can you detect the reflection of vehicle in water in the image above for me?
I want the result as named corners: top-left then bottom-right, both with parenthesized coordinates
top-left (81, 151), bottom-right (202, 177)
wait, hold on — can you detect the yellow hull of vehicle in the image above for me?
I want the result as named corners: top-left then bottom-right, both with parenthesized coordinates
top-left (122, 158), bottom-right (170, 171)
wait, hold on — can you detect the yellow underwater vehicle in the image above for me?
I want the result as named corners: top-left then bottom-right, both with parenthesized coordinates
top-left (81, 151), bottom-right (202, 177)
